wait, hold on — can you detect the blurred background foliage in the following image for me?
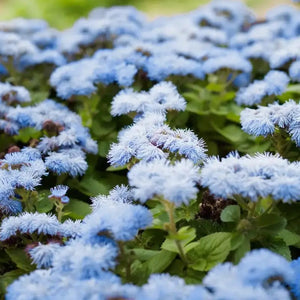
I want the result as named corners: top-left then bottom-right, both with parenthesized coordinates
top-left (0, 0), bottom-right (293, 29)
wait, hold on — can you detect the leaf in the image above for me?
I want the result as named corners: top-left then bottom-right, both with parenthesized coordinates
top-left (13, 127), bottom-right (41, 143)
top-left (145, 250), bottom-right (176, 273)
top-left (5, 249), bottom-right (35, 272)
top-left (215, 124), bottom-right (248, 143)
top-left (264, 239), bottom-right (291, 261)
top-left (35, 191), bottom-right (53, 213)
top-left (129, 260), bottom-right (149, 285)
top-left (221, 205), bottom-right (241, 223)
top-left (106, 165), bottom-right (128, 172)
top-left (286, 84), bottom-right (300, 94)
top-left (0, 269), bottom-right (26, 291)
top-left (230, 232), bottom-right (245, 251)
top-left (233, 236), bottom-right (250, 264)
top-left (161, 226), bottom-right (196, 253)
top-left (64, 199), bottom-right (91, 219)
top-left (132, 249), bottom-right (159, 261)
top-left (277, 229), bottom-right (300, 246)
top-left (186, 232), bottom-right (232, 271)
top-left (254, 214), bottom-right (287, 236)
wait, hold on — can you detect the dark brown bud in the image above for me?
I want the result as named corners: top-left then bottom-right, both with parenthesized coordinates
top-left (7, 145), bottom-right (21, 153)
top-left (196, 190), bottom-right (235, 222)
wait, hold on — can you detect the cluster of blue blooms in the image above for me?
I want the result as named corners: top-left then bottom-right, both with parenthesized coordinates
top-left (108, 82), bottom-right (207, 165)
top-left (241, 100), bottom-right (300, 145)
top-left (5, 188), bottom-right (300, 299)
top-left (200, 152), bottom-right (300, 202)
top-left (0, 0), bottom-right (300, 298)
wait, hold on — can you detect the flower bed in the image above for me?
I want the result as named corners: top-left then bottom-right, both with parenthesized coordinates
top-left (0, 1), bottom-right (299, 299)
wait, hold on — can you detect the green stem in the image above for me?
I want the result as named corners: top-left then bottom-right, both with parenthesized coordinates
top-left (55, 201), bottom-right (64, 222)
top-left (233, 195), bottom-right (249, 212)
top-left (248, 201), bottom-right (257, 218)
top-left (160, 198), bottom-right (188, 266)
top-left (118, 241), bottom-right (131, 280)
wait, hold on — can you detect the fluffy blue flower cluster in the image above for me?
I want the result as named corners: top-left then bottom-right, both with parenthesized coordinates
top-left (235, 71), bottom-right (290, 106)
top-left (240, 100), bottom-right (300, 145)
top-left (1, 1), bottom-right (300, 298)
top-left (1, 97), bottom-right (97, 175)
top-left (42, 0), bottom-right (300, 106)
top-left (128, 159), bottom-right (200, 206)
top-left (108, 82), bottom-right (207, 165)
top-left (200, 152), bottom-right (300, 202)
top-left (6, 220), bottom-right (300, 300)
top-left (4, 185), bottom-right (154, 299)
top-left (0, 148), bottom-right (46, 214)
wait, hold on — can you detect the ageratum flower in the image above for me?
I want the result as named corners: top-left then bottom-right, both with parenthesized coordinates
top-left (51, 241), bottom-right (118, 279)
top-left (128, 159), bottom-right (200, 205)
top-left (200, 152), bottom-right (300, 202)
top-left (0, 212), bottom-right (61, 240)
top-left (237, 249), bottom-right (295, 286)
top-left (29, 242), bottom-right (61, 268)
top-left (235, 71), bottom-right (290, 106)
top-left (0, 82), bottom-right (30, 104)
top-left (241, 100), bottom-right (300, 146)
top-left (203, 51), bottom-right (252, 74)
top-left (111, 81), bottom-right (186, 116)
top-left (289, 60), bottom-right (300, 82)
top-left (81, 198), bottom-right (152, 242)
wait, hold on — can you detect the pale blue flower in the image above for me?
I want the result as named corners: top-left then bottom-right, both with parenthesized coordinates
top-left (29, 242), bottom-right (61, 268)
top-left (128, 159), bottom-right (200, 205)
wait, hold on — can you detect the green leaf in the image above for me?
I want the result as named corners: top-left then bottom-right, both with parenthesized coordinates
top-left (150, 204), bottom-right (169, 230)
top-left (13, 127), bottom-right (41, 143)
top-left (186, 232), bottom-right (232, 271)
top-left (132, 249), bottom-right (159, 261)
top-left (254, 214), bottom-right (287, 236)
top-left (161, 226), bottom-right (196, 253)
top-left (145, 250), bottom-right (176, 273)
top-left (35, 191), bottom-right (53, 213)
top-left (64, 199), bottom-right (91, 219)
top-left (286, 84), bottom-right (300, 94)
top-left (277, 229), bottom-right (300, 246)
top-left (264, 239), bottom-right (291, 261)
top-left (230, 232), bottom-right (245, 251)
top-left (76, 176), bottom-right (110, 196)
top-left (129, 260), bottom-right (149, 285)
top-left (221, 205), bottom-right (241, 223)
top-left (215, 124), bottom-right (248, 143)
top-left (0, 269), bottom-right (26, 291)
top-left (106, 165), bottom-right (128, 172)
top-left (233, 236), bottom-right (250, 264)
top-left (5, 249), bottom-right (35, 272)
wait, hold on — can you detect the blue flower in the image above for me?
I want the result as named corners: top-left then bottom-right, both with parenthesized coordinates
top-left (200, 152), bottom-right (300, 202)
top-left (289, 60), bottom-right (300, 82)
top-left (0, 212), bottom-right (61, 240)
top-left (29, 242), bottom-right (61, 268)
top-left (203, 52), bottom-right (252, 74)
top-left (0, 82), bottom-right (30, 104)
top-left (45, 150), bottom-right (88, 177)
top-left (82, 200), bottom-right (152, 242)
top-left (236, 71), bottom-right (289, 106)
top-left (51, 241), bottom-right (118, 279)
top-left (237, 249), bottom-right (295, 286)
top-left (49, 185), bottom-right (69, 199)
top-left (128, 159), bottom-right (200, 205)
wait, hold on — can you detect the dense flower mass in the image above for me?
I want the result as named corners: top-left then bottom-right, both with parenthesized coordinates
top-left (200, 152), bottom-right (300, 201)
top-left (0, 0), bottom-right (299, 299)
top-left (240, 100), bottom-right (300, 145)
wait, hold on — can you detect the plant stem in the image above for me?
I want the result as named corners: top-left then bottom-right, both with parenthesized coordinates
top-left (55, 201), bottom-right (64, 222)
top-left (160, 198), bottom-right (188, 265)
